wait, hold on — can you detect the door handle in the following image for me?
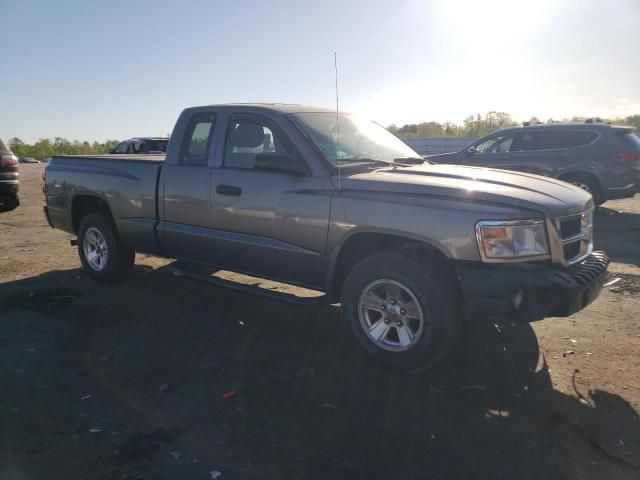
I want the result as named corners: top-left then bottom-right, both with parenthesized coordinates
top-left (216, 184), bottom-right (242, 196)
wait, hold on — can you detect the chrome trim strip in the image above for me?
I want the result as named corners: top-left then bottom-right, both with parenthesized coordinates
top-left (607, 183), bottom-right (636, 190)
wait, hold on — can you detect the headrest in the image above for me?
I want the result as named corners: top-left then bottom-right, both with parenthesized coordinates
top-left (230, 123), bottom-right (265, 148)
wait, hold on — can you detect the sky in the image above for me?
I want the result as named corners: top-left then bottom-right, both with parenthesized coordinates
top-left (1, 0), bottom-right (639, 143)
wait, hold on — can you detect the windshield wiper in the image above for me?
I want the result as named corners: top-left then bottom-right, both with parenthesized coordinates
top-left (336, 157), bottom-right (395, 166)
top-left (394, 157), bottom-right (425, 165)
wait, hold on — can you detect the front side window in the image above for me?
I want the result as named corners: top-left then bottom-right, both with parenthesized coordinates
top-left (180, 112), bottom-right (216, 166)
top-left (224, 116), bottom-right (294, 169)
top-left (112, 141), bottom-right (127, 154)
top-left (474, 134), bottom-right (515, 154)
top-left (290, 112), bottom-right (419, 167)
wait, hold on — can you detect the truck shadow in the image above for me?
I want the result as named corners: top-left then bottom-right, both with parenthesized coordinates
top-left (0, 265), bottom-right (638, 479)
top-left (594, 207), bottom-right (640, 266)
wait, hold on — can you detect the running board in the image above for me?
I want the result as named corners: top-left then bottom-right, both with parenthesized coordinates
top-left (168, 262), bottom-right (329, 306)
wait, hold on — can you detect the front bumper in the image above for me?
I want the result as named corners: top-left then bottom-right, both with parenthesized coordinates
top-left (455, 251), bottom-right (609, 322)
top-left (606, 182), bottom-right (638, 200)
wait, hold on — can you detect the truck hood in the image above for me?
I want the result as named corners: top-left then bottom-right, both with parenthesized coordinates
top-left (340, 164), bottom-right (593, 217)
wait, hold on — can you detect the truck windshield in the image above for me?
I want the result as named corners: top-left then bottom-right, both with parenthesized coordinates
top-left (290, 112), bottom-right (420, 167)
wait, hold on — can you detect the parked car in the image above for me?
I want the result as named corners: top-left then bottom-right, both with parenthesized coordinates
top-left (109, 137), bottom-right (169, 154)
top-left (43, 104), bottom-right (609, 371)
top-left (428, 122), bottom-right (640, 205)
top-left (0, 137), bottom-right (19, 213)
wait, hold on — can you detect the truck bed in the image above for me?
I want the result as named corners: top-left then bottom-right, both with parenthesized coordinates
top-left (54, 154), bottom-right (165, 163)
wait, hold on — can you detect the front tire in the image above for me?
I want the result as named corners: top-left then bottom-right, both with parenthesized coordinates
top-left (77, 212), bottom-right (134, 283)
top-left (341, 252), bottom-right (461, 372)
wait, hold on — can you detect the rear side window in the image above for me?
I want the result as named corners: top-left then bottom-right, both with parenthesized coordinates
top-left (538, 130), bottom-right (597, 149)
top-left (514, 130), bottom-right (597, 151)
top-left (180, 112), bottom-right (217, 166)
top-left (142, 140), bottom-right (169, 153)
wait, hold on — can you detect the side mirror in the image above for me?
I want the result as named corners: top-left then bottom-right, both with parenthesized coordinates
top-left (108, 149), bottom-right (115, 154)
top-left (466, 146), bottom-right (476, 156)
top-left (254, 153), bottom-right (310, 175)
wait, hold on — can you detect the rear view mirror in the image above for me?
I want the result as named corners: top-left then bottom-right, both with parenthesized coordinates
top-left (254, 153), bottom-right (310, 175)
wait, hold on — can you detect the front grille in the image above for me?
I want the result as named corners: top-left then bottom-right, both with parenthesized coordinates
top-left (553, 210), bottom-right (594, 265)
top-left (560, 217), bottom-right (581, 239)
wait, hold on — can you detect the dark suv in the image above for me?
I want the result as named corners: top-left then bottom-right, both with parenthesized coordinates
top-left (0, 137), bottom-right (19, 213)
top-left (428, 122), bottom-right (640, 205)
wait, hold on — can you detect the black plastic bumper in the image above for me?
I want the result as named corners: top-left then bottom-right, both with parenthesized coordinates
top-left (455, 251), bottom-right (609, 323)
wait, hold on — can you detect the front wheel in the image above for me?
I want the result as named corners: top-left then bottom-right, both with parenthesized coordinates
top-left (77, 212), bottom-right (135, 283)
top-left (566, 175), bottom-right (603, 206)
top-left (341, 252), bottom-right (461, 372)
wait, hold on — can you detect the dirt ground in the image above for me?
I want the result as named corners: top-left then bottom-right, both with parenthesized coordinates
top-left (1, 164), bottom-right (639, 480)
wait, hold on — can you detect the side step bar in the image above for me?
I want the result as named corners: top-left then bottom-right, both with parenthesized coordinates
top-left (168, 262), bottom-right (329, 306)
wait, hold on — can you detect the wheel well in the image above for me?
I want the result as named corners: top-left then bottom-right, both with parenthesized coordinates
top-left (558, 171), bottom-right (601, 190)
top-left (71, 195), bottom-right (112, 233)
top-left (329, 233), bottom-right (455, 302)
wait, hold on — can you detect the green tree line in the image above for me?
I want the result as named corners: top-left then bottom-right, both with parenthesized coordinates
top-left (7, 137), bottom-right (120, 160)
top-left (388, 112), bottom-right (640, 139)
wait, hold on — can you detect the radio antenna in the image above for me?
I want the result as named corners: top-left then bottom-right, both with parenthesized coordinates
top-left (334, 51), bottom-right (341, 190)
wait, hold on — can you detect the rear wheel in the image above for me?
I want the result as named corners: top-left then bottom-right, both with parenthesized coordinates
top-left (0, 196), bottom-right (19, 213)
top-left (565, 174), bottom-right (603, 205)
top-left (341, 252), bottom-right (461, 372)
top-left (77, 212), bottom-right (134, 282)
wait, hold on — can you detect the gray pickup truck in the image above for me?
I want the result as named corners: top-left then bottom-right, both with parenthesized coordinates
top-left (44, 104), bottom-right (609, 371)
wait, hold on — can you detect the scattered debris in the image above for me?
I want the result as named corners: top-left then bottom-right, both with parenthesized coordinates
top-left (523, 386), bottom-right (529, 391)
top-left (80, 394), bottom-right (92, 400)
top-left (89, 428), bottom-right (102, 433)
top-left (210, 470), bottom-right (223, 478)
top-left (222, 390), bottom-right (237, 399)
top-left (460, 385), bottom-right (486, 391)
top-left (485, 409), bottom-right (510, 418)
top-left (563, 350), bottom-right (575, 357)
top-left (570, 339), bottom-right (577, 344)
top-left (238, 320), bottom-right (245, 326)
top-left (323, 402), bottom-right (338, 409)
top-left (493, 323), bottom-right (502, 333)
top-left (159, 383), bottom-right (172, 393)
top-left (579, 398), bottom-right (589, 405)
top-left (603, 278), bottom-right (622, 287)
top-left (169, 450), bottom-right (184, 460)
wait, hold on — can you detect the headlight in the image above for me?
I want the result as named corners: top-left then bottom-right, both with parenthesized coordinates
top-left (476, 220), bottom-right (549, 262)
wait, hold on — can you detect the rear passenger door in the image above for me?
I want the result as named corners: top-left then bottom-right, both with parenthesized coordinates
top-left (506, 130), bottom-right (595, 176)
top-left (159, 111), bottom-right (219, 263)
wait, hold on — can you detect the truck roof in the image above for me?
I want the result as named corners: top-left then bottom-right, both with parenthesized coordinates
top-left (194, 103), bottom-right (339, 115)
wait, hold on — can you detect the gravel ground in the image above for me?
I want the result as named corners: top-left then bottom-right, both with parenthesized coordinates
top-left (1, 164), bottom-right (639, 479)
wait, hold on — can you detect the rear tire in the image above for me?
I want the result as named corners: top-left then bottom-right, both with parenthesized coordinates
top-left (565, 174), bottom-right (603, 206)
top-left (77, 212), bottom-right (134, 283)
top-left (0, 196), bottom-right (19, 213)
top-left (341, 252), bottom-right (461, 372)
